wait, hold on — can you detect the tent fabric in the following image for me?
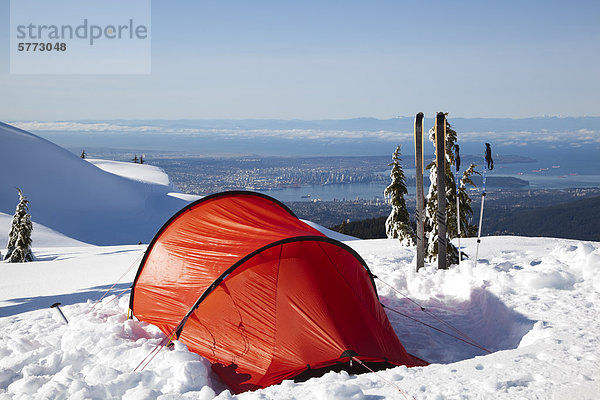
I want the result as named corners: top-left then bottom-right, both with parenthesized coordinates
top-left (130, 191), bottom-right (427, 394)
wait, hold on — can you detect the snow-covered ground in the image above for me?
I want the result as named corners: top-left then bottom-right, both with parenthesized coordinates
top-left (86, 159), bottom-right (174, 188)
top-left (1, 231), bottom-right (599, 399)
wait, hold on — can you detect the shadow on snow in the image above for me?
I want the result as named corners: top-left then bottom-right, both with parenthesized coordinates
top-left (0, 282), bottom-right (131, 318)
top-left (384, 287), bottom-right (536, 364)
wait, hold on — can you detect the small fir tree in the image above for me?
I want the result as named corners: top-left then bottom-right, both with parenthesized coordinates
top-left (80, 150), bottom-right (86, 159)
top-left (384, 145), bottom-right (415, 246)
top-left (5, 189), bottom-right (34, 263)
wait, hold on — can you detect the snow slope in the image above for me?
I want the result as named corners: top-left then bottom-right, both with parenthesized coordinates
top-left (0, 122), bottom-right (188, 245)
top-left (0, 212), bottom-right (87, 248)
top-left (1, 235), bottom-right (599, 399)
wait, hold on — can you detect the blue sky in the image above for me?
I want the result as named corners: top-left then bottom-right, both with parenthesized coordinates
top-left (1, 0), bottom-right (599, 120)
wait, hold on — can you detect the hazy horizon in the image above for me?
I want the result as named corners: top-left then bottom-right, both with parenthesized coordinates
top-left (6, 115), bottom-right (599, 158)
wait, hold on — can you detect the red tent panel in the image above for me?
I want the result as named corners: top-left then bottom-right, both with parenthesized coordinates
top-left (131, 192), bottom-right (324, 333)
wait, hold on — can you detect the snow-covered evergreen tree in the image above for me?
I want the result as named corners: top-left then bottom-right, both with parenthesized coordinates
top-left (5, 189), bottom-right (34, 263)
top-left (457, 163), bottom-right (480, 238)
top-left (424, 116), bottom-right (476, 265)
top-left (384, 145), bottom-right (415, 246)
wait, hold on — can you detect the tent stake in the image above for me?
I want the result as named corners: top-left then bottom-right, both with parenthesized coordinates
top-left (51, 302), bottom-right (69, 324)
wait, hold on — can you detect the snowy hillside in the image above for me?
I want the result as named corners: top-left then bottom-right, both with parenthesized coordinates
top-left (0, 122), bottom-right (188, 245)
top-left (1, 234), bottom-right (599, 399)
top-left (0, 212), bottom-right (87, 248)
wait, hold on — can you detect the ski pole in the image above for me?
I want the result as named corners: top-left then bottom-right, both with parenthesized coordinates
top-left (475, 170), bottom-right (485, 262)
top-left (475, 143), bottom-right (493, 261)
top-left (51, 302), bottom-right (69, 324)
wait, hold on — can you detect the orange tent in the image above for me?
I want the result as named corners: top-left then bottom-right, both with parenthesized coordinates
top-left (130, 191), bottom-right (426, 393)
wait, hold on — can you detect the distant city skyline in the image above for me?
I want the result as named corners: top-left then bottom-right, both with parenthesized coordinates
top-left (1, 0), bottom-right (599, 120)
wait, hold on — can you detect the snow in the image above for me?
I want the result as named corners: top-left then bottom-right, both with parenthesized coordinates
top-left (0, 213), bottom-right (87, 248)
top-left (301, 219), bottom-right (358, 241)
top-left (0, 122), bottom-right (188, 245)
top-left (1, 121), bottom-right (599, 399)
top-left (86, 159), bottom-right (173, 187)
top-left (2, 230), bottom-right (599, 399)
top-left (167, 192), bottom-right (203, 202)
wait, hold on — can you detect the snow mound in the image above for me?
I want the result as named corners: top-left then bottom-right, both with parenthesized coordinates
top-left (347, 239), bottom-right (536, 364)
top-left (0, 122), bottom-right (189, 245)
top-left (0, 297), bottom-right (215, 399)
top-left (168, 192), bottom-right (203, 202)
top-left (87, 159), bottom-right (174, 187)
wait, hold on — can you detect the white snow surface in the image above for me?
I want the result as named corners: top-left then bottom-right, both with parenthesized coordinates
top-left (301, 219), bottom-right (358, 241)
top-left (1, 231), bottom-right (599, 399)
top-left (0, 122), bottom-right (188, 245)
top-left (86, 159), bottom-right (173, 187)
top-left (0, 212), bottom-right (87, 248)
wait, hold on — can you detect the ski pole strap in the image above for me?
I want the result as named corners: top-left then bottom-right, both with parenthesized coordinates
top-left (482, 162), bottom-right (487, 194)
top-left (454, 144), bottom-right (460, 173)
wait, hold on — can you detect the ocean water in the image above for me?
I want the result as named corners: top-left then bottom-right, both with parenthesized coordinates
top-left (257, 173), bottom-right (600, 203)
top-left (258, 148), bottom-right (600, 202)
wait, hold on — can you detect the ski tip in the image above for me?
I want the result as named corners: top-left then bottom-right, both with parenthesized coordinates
top-left (436, 113), bottom-right (445, 125)
top-left (415, 112), bottom-right (424, 123)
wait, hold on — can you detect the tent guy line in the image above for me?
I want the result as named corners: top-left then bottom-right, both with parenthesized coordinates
top-left (374, 275), bottom-right (490, 353)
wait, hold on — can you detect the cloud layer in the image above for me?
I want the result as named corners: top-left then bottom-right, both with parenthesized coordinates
top-left (11, 120), bottom-right (600, 147)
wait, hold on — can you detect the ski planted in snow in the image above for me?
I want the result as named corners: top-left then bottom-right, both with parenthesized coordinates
top-left (414, 112), bottom-right (425, 272)
top-left (435, 112), bottom-right (447, 270)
